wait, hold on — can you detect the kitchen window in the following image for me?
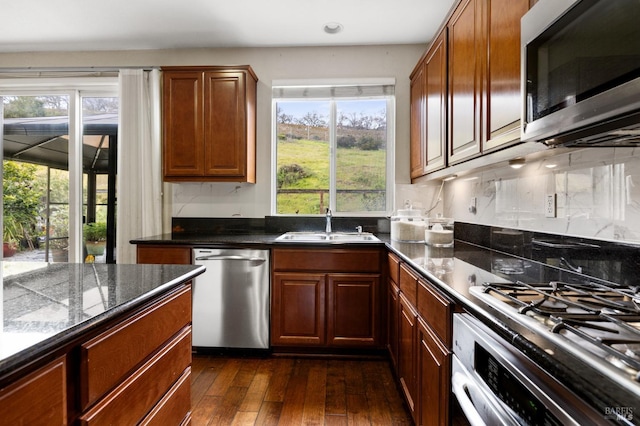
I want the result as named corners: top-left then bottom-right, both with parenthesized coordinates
top-left (272, 80), bottom-right (395, 215)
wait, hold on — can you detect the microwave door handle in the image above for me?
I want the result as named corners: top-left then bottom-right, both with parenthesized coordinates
top-left (452, 372), bottom-right (488, 426)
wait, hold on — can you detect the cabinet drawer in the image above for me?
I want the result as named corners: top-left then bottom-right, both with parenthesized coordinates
top-left (388, 252), bottom-right (400, 284)
top-left (0, 356), bottom-right (66, 425)
top-left (399, 263), bottom-right (418, 306)
top-left (417, 279), bottom-right (452, 345)
top-left (137, 245), bottom-right (192, 264)
top-left (80, 285), bottom-right (191, 409)
top-left (139, 366), bottom-right (191, 426)
top-left (79, 326), bottom-right (192, 426)
top-left (273, 248), bottom-right (381, 273)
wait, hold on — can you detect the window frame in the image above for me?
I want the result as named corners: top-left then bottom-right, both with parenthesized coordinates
top-left (271, 80), bottom-right (395, 217)
top-left (0, 77), bottom-right (118, 262)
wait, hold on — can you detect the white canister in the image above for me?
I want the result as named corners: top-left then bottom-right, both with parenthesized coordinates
top-left (425, 217), bottom-right (454, 247)
top-left (390, 208), bottom-right (427, 242)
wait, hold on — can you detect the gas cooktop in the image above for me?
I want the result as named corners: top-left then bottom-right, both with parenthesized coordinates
top-left (470, 280), bottom-right (640, 389)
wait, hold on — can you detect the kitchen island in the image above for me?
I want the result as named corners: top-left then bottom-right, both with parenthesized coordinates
top-left (0, 261), bottom-right (204, 425)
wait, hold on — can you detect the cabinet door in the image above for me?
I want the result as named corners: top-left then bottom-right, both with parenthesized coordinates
top-left (327, 274), bottom-right (380, 347)
top-left (482, 0), bottom-right (530, 151)
top-left (448, 0), bottom-right (482, 164)
top-left (424, 30), bottom-right (447, 174)
top-left (410, 60), bottom-right (426, 179)
top-left (163, 71), bottom-right (204, 177)
top-left (203, 71), bottom-right (248, 179)
top-left (271, 272), bottom-right (326, 346)
top-left (417, 317), bottom-right (451, 426)
top-left (398, 293), bottom-right (418, 422)
top-left (387, 280), bottom-right (400, 372)
top-left (0, 357), bottom-right (66, 425)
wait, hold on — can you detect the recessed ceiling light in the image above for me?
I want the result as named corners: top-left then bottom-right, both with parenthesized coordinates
top-left (323, 22), bottom-right (343, 34)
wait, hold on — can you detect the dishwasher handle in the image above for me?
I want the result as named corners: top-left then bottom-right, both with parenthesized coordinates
top-left (195, 254), bottom-right (266, 264)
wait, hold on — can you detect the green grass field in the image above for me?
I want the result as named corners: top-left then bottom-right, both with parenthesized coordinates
top-left (276, 139), bottom-right (386, 214)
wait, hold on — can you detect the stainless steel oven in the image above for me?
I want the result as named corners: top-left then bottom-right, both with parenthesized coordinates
top-left (451, 313), bottom-right (604, 425)
top-left (521, 0), bottom-right (640, 147)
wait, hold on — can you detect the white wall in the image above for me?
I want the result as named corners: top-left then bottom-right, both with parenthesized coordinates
top-left (0, 45), bottom-right (425, 218)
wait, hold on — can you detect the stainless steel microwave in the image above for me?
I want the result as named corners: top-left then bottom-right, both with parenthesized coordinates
top-left (521, 0), bottom-right (640, 147)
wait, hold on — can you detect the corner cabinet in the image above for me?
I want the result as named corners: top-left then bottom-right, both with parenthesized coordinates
top-left (271, 247), bottom-right (383, 349)
top-left (162, 66), bottom-right (258, 183)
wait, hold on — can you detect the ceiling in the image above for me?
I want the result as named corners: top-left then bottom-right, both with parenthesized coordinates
top-left (2, 0), bottom-right (456, 53)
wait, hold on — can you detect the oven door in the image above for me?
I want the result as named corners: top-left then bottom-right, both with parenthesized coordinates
top-left (452, 314), bottom-right (604, 426)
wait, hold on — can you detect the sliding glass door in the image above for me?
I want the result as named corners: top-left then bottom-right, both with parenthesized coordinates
top-left (1, 80), bottom-right (118, 264)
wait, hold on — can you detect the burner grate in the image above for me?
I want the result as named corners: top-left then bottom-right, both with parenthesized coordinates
top-left (480, 280), bottom-right (640, 377)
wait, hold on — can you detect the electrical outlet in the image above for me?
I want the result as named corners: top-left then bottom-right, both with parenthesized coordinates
top-left (469, 197), bottom-right (477, 214)
top-left (545, 194), bottom-right (556, 218)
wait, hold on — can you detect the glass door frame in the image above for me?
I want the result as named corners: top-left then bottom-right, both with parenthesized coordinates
top-left (0, 77), bottom-right (118, 263)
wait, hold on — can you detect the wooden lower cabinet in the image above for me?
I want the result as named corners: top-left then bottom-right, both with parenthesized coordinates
top-left (271, 272), bottom-right (326, 346)
top-left (0, 356), bottom-right (67, 425)
top-left (327, 273), bottom-right (379, 347)
top-left (388, 280), bottom-right (400, 369)
top-left (388, 252), bottom-right (454, 426)
top-left (0, 284), bottom-right (193, 425)
top-left (271, 248), bottom-right (383, 349)
top-left (137, 245), bottom-right (192, 264)
top-left (398, 293), bottom-right (418, 422)
top-left (417, 317), bottom-right (451, 426)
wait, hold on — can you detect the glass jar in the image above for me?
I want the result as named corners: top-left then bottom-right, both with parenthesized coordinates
top-left (390, 208), bottom-right (427, 242)
top-left (425, 217), bottom-right (454, 247)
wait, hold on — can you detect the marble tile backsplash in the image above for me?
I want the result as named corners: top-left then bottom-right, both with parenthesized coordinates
top-left (433, 147), bottom-right (640, 245)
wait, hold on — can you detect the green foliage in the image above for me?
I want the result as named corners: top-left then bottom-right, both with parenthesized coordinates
top-left (277, 164), bottom-right (311, 188)
top-left (3, 97), bottom-right (46, 118)
top-left (357, 136), bottom-right (384, 151)
top-left (337, 135), bottom-right (357, 149)
top-left (3, 161), bottom-right (44, 243)
top-left (83, 222), bottom-right (107, 242)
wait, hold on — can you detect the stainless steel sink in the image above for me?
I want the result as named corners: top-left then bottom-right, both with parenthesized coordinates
top-left (274, 231), bottom-right (380, 243)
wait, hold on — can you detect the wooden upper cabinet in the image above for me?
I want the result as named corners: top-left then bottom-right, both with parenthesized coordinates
top-left (162, 66), bottom-right (257, 183)
top-left (448, 0), bottom-right (482, 165)
top-left (410, 61), bottom-right (426, 179)
top-left (410, 30), bottom-right (447, 180)
top-left (482, 0), bottom-right (530, 151)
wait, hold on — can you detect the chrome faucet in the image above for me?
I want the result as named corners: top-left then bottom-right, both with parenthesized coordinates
top-left (325, 208), bottom-right (332, 233)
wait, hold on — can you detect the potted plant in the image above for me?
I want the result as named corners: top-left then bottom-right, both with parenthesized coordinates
top-left (2, 216), bottom-right (20, 257)
top-left (83, 222), bottom-right (107, 256)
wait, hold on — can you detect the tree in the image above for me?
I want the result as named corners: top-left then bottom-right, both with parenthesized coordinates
top-left (297, 112), bottom-right (327, 139)
top-left (3, 161), bottom-right (45, 245)
top-left (3, 96), bottom-right (46, 118)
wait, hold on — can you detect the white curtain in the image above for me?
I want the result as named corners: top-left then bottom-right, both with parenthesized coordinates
top-left (116, 69), bottom-right (163, 264)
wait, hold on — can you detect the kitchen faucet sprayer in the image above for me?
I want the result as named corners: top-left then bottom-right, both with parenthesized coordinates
top-left (325, 208), bottom-right (332, 233)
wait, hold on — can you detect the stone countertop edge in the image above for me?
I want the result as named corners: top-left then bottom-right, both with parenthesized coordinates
top-left (0, 263), bottom-right (205, 382)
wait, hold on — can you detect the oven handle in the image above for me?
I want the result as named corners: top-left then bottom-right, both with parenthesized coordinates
top-left (452, 371), bottom-right (487, 426)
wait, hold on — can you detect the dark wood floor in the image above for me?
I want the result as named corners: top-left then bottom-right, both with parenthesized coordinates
top-left (190, 354), bottom-right (413, 425)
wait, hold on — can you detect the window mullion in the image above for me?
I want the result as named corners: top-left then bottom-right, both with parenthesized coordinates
top-left (329, 100), bottom-right (337, 213)
top-left (68, 91), bottom-right (83, 263)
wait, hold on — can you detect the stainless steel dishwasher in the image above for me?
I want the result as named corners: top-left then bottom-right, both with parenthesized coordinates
top-left (192, 248), bottom-right (270, 349)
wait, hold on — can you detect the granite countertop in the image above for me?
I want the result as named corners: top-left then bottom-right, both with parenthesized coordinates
top-left (1, 261), bottom-right (204, 380)
top-left (132, 231), bottom-right (639, 421)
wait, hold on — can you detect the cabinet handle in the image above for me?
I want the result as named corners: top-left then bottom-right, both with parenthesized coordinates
top-left (195, 255), bottom-right (266, 264)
